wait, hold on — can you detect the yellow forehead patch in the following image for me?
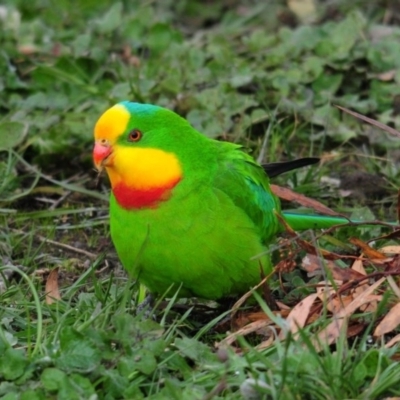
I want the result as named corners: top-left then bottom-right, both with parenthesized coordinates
top-left (106, 147), bottom-right (182, 190)
top-left (94, 104), bottom-right (130, 141)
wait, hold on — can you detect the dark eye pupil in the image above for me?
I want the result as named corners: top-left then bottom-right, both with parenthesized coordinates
top-left (129, 129), bottom-right (142, 141)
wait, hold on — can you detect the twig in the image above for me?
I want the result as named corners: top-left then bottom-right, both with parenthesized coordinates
top-left (49, 190), bottom-right (72, 210)
top-left (322, 220), bottom-right (400, 236)
top-left (13, 229), bottom-right (98, 260)
top-left (336, 105), bottom-right (400, 139)
top-left (12, 151), bottom-right (108, 201)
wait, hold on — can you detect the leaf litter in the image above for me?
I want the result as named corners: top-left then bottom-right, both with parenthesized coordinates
top-left (45, 267), bottom-right (61, 305)
top-left (218, 234), bottom-right (400, 352)
top-left (220, 107), bottom-right (400, 356)
top-left (217, 182), bottom-right (400, 355)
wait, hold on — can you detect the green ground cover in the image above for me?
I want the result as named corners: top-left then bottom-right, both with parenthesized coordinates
top-left (1, 1), bottom-right (400, 398)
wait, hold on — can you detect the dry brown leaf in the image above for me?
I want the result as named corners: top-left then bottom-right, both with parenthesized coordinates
top-left (386, 255), bottom-right (400, 272)
top-left (350, 237), bottom-right (387, 259)
top-left (347, 323), bottom-right (367, 338)
top-left (385, 333), bottom-right (400, 348)
top-left (45, 268), bottom-right (61, 304)
top-left (379, 246), bottom-right (400, 255)
top-left (316, 281), bottom-right (340, 301)
top-left (357, 295), bottom-right (382, 313)
top-left (315, 281), bottom-right (377, 314)
top-left (271, 184), bottom-right (339, 216)
top-left (276, 301), bottom-right (291, 311)
top-left (232, 309), bottom-right (290, 331)
top-left (306, 312), bottom-right (321, 325)
top-left (368, 258), bottom-right (395, 268)
top-left (18, 45), bottom-right (38, 55)
top-left (287, 0), bottom-right (317, 22)
top-left (387, 275), bottom-right (400, 300)
top-left (33, 268), bottom-right (51, 276)
top-left (302, 253), bottom-right (322, 274)
top-left (232, 311), bottom-right (270, 330)
top-left (351, 257), bottom-right (371, 310)
top-left (256, 335), bottom-right (274, 350)
top-left (279, 293), bottom-right (319, 339)
top-left (314, 279), bottom-right (381, 314)
top-left (303, 254), bottom-right (365, 281)
top-left (327, 295), bottom-right (354, 314)
top-left (313, 277), bottom-right (386, 351)
top-left (330, 265), bottom-right (366, 281)
top-left (374, 302), bottom-right (400, 337)
top-left (351, 257), bottom-right (367, 275)
top-left (376, 70), bottom-right (396, 81)
top-left (217, 319), bottom-right (275, 347)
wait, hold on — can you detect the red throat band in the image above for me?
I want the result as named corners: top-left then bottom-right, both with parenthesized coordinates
top-left (112, 178), bottom-right (181, 209)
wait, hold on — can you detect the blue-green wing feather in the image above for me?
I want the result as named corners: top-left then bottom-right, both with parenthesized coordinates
top-left (212, 142), bottom-right (352, 236)
top-left (213, 142), bottom-right (282, 242)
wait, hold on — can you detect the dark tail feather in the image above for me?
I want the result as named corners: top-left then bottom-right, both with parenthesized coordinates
top-left (262, 157), bottom-right (320, 178)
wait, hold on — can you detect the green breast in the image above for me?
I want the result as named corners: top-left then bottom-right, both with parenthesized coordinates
top-left (109, 184), bottom-right (277, 300)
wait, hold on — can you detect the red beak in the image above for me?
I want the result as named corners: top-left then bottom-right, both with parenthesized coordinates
top-left (93, 142), bottom-right (112, 170)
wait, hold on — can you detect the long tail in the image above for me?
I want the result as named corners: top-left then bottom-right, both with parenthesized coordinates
top-left (282, 212), bottom-right (352, 231)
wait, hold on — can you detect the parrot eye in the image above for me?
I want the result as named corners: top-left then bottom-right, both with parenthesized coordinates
top-left (128, 129), bottom-right (142, 142)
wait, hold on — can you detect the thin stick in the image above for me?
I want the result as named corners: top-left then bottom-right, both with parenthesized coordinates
top-left (13, 229), bottom-right (98, 260)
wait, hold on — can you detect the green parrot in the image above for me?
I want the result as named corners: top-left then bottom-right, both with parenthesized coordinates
top-left (93, 101), bottom-right (349, 300)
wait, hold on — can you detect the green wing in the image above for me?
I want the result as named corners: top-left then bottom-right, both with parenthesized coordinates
top-left (212, 142), bottom-right (282, 242)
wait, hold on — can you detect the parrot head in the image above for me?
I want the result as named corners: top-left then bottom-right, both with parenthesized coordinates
top-left (93, 101), bottom-right (205, 209)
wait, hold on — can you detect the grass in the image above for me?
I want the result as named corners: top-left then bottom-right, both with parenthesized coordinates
top-left (1, 0), bottom-right (400, 398)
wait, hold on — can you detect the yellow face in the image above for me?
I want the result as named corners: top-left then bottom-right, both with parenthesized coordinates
top-left (94, 104), bottom-right (131, 143)
top-left (93, 104), bottom-right (182, 191)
